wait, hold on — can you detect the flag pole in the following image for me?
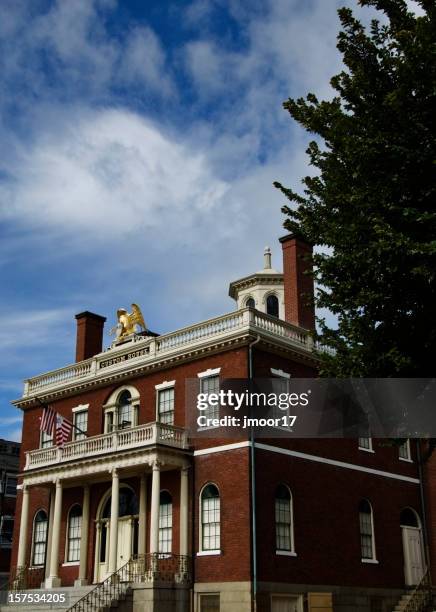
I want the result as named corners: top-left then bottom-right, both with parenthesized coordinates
top-left (36, 396), bottom-right (87, 438)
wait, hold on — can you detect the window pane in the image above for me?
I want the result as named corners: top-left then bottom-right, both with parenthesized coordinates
top-left (359, 502), bottom-right (374, 559)
top-left (32, 512), bottom-right (48, 566)
top-left (67, 507), bottom-right (82, 562)
top-left (74, 411), bottom-right (88, 441)
top-left (201, 376), bottom-right (220, 421)
top-left (5, 476), bottom-right (17, 496)
top-left (399, 440), bottom-right (411, 460)
top-left (41, 431), bottom-right (53, 448)
top-left (158, 388), bottom-right (175, 425)
top-left (201, 486), bottom-right (220, 551)
top-left (358, 437), bottom-right (371, 450)
top-left (200, 594), bottom-right (220, 612)
top-left (159, 494), bottom-right (172, 554)
top-left (275, 487), bottom-right (292, 551)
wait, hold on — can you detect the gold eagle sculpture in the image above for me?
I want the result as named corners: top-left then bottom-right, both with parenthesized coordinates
top-left (111, 304), bottom-right (147, 339)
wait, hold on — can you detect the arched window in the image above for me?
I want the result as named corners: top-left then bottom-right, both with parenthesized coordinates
top-left (275, 485), bottom-right (294, 552)
top-left (400, 508), bottom-right (419, 528)
top-left (359, 499), bottom-right (376, 561)
top-left (245, 297), bottom-right (255, 308)
top-left (32, 510), bottom-right (48, 566)
top-left (67, 505), bottom-right (82, 562)
top-left (117, 390), bottom-right (132, 429)
top-left (201, 484), bottom-right (220, 551)
top-left (266, 294), bottom-right (279, 318)
top-left (159, 491), bottom-right (172, 554)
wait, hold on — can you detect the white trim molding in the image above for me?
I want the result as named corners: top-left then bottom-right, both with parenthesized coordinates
top-left (197, 368), bottom-right (221, 379)
top-left (255, 443), bottom-right (420, 484)
top-left (276, 550), bottom-right (297, 557)
top-left (72, 404), bottom-right (89, 413)
top-left (270, 368), bottom-right (291, 379)
top-left (194, 442), bottom-right (250, 456)
top-left (155, 380), bottom-right (176, 390)
top-left (196, 550), bottom-right (221, 556)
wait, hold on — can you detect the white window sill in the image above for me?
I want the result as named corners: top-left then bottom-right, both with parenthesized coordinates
top-left (399, 457), bottom-right (413, 463)
top-left (361, 558), bottom-right (379, 564)
top-left (276, 550), bottom-right (297, 557)
top-left (197, 550), bottom-right (221, 556)
top-left (62, 561), bottom-right (80, 567)
top-left (358, 447), bottom-right (375, 453)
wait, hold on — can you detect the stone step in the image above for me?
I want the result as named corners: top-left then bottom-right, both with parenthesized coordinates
top-left (0, 585), bottom-right (94, 612)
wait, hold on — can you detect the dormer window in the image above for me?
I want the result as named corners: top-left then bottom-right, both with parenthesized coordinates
top-left (266, 294), bottom-right (279, 318)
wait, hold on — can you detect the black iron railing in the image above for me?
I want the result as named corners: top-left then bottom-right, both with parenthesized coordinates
top-left (403, 570), bottom-right (432, 612)
top-left (8, 565), bottom-right (45, 591)
top-left (67, 554), bottom-right (191, 612)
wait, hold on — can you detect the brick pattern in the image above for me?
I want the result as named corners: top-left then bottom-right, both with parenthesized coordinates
top-left (280, 235), bottom-right (315, 330)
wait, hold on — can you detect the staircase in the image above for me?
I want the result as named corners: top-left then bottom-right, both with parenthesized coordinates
top-left (392, 571), bottom-right (433, 612)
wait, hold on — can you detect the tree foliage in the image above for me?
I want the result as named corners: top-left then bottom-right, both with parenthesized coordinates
top-left (275, 0), bottom-right (436, 376)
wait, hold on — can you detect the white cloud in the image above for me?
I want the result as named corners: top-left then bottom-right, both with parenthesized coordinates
top-left (1, 108), bottom-right (229, 243)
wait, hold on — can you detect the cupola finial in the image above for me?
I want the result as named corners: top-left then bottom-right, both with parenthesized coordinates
top-left (264, 246), bottom-right (272, 270)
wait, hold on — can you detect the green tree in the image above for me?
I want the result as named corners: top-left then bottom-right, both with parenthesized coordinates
top-left (275, 0), bottom-right (436, 377)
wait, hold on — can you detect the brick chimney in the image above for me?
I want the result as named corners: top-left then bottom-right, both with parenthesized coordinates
top-left (75, 311), bottom-right (106, 362)
top-left (279, 234), bottom-right (315, 330)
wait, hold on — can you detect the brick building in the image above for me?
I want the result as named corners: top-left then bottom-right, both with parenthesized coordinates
top-left (0, 439), bottom-right (20, 582)
top-left (8, 235), bottom-right (433, 612)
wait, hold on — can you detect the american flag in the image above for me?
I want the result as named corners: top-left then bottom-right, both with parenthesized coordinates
top-left (40, 406), bottom-right (56, 435)
top-left (55, 414), bottom-right (73, 447)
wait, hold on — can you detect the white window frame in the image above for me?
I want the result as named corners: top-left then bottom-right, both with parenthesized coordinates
top-left (159, 490), bottom-right (173, 555)
top-left (275, 484), bottom-right (296, 556)
top-left (197, 369), bottom-right (221, 429)
top-left (72, 404), bottom-right (89, 441)
top-left (103, 386), bottom-right (140, 433)
top-left (30, 509), bottom-right (48, 568)
top-left (198, 483), bottom-right (221, 556)
top-left (359, 499), bottom-right (378, 563)
top-left (155, 381), bottom-right (176, 425)
top-left (270, 369), bottom-right (292, 431)
top-left (399, 439), bottom-right (412, 462)
top-left (65, 504), bottom-right (82, 564)
top-left (271, 594), bottom-right (304, 612)
top-left (40, 429), bottom-right (54, 449)
top-left (358, 437), bottom-right (374, 453)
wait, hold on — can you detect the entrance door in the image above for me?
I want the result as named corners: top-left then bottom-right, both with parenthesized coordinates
top-left (402, 526), bottom-right (425, 585)
top-left (117, 518), bottom-right (133, 569)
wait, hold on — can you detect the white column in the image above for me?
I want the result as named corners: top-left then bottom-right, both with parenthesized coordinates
top-left (45, 488), bottom-right (55, 580)
top-left (46, 480), bottom-right (63, 588)
top-left (17, 485), bottom-right (30, 569)
top-left (179, 468), bottom-right (189, 557)
top-left (75, 485), bottom-right (90, 586)
top-left (138, 475), bottom-right (147, 556)
top-left (108, 469), bottom-right (119, 574)
top-left (150, 461), bottom-right (160, 555)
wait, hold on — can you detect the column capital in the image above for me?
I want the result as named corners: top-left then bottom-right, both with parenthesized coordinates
top-left (152, 460), bottom-right (162, 471)
top-left (181, 465), bottom-right (190, 474)
top-left (110, 468), bottom-right (119, 477)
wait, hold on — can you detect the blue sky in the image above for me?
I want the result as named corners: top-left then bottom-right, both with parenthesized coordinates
top-left (0, 0), bottom-right (423, 441)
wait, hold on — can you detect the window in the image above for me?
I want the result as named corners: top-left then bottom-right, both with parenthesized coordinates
top-left (245, 297), bottom-right (255, 308)
top-left (67, 505), bottom-right (82, 562)
top-left (199, 594), bottom-right (220, 612)
top-left (399, 439), bottom-right (412, 461)
top-left (201, 484), bottom-right (220, 552)
top-left (117, 390), bottom-right (132, 429)
top-left (400, 508), bottom-right (419, 528)
top-left (159, 491), bottom-right (172, 555)
top-left (275, 484), bottom-right (294, 553)
top-left (73, 409), bottom-right (88, 441)
top-left (5, 475), bottom-right (17, 497)
top-left (0, 516), bottom-right (14, 546)
top-left (158, 388), bottom-right (175, 425)
top-left (358, 437), bottom-right (373, 452)
top-left (266, 294), bottom-right (279, 317)
top-left (41, 430), bottom-right (53, 448)
top-left (200, 375), bottom-right (220, 421)
top-left (32, 510), bottom-right (48, 566)
top-left (359, 499), bottom-right (376, 561)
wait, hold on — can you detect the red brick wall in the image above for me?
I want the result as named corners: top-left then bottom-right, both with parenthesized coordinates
top-left (280, 235), bottom-right (315, 330)
top-left (255, 446), bottom-right (422, 588)
top-left (194, 447), bottom-right (251, 583)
